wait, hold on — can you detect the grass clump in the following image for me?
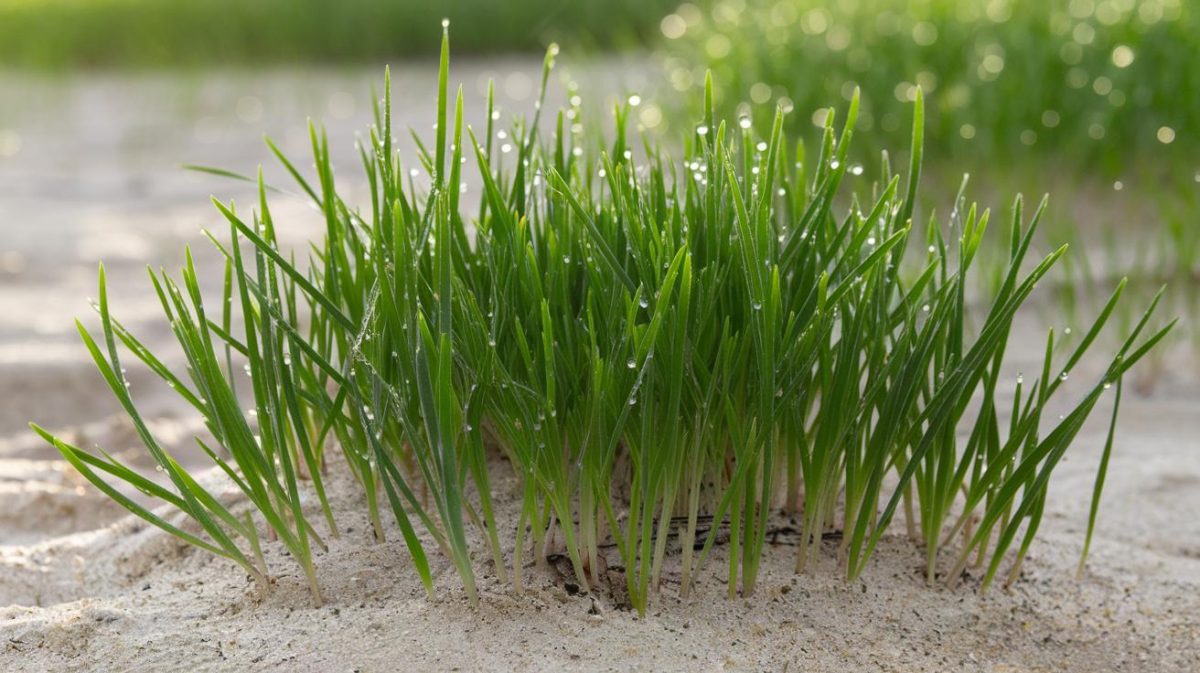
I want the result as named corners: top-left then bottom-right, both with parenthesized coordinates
top-left (33, 28), bottom-right (1172, 614)
top-left (657, 0), bottom-right (1198, 172)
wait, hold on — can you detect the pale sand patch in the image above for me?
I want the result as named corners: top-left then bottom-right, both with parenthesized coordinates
top-left (1, 374), bottom-right (1197, 672)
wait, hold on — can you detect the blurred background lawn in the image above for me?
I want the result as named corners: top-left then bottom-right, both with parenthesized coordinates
top-left (0, 0), bottom-right (674, 67)
top-left (659, 0), bottom-right (1198, 174)
top-left (3, 1), bottom-right (1194, 172)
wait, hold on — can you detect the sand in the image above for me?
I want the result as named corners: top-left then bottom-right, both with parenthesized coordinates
top-left (2, 378), bottom-right (1199, 672)
top-left (3, 61), bottom-right (1199, 672)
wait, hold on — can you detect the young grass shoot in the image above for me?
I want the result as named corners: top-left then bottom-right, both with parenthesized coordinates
top-left (32, 27), bottom-right (1173, 615)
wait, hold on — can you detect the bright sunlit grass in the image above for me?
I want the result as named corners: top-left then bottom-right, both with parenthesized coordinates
top-left (31, 28), bottom-right (1173, 615)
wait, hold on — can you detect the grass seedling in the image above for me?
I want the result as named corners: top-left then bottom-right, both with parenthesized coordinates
top-left (35, 27), bottom-right (1173, 615)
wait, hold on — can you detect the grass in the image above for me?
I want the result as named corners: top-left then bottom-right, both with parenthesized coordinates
top-left (650, 0), bottom-right (1199, 369)
top-left (657, 0), bottom-right (1198, 172)
top-left (32, 28), bottom-right (1173, 615)
top-left (1045, 195), bottom-right (1198, 392)
top-left (0, 0), bottom-right (674, 69)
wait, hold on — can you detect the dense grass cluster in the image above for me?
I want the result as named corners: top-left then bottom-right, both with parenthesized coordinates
top-left (658, 0), bottom-right (1197, 171)
top-left (33, 33), bottom-right (1171, 615)
top-left (0, 0), bottom-right (672, 68)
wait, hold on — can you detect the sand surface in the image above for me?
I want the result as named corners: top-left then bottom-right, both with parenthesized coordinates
top-left (2, 63), bottom-right (1199, 672)
top-left (1, 381), bottom-right (1198, 673)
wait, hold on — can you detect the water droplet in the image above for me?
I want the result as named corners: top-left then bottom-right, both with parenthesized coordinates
top-left (1060, 371), bottom-right (1069, 381)
top-left (626, 358), bottom-right (637, 369)
top-left (738, 116), bottom-right (752, 130)
top-left (462, 423), bottom-right (473, 433)
top-left (752, 301), bottom-right (763, 311)
top-left (696, 125), bottom-right (709, 136)
top-left (850, 164), bottom-right (864, 176)
top-left (638, 297), bottom-right (649, 309)
top-left (922, 304), bottom-right (931, 313)
top-left (628, 94), bottom-right (642, 107)
top-left (629, 397), bottom-right (637, 406)
top-left (867, 236), bottom-right (876, 246)
top-left (441, 17), bottom-right (450, 28)
top-left (1103, 382), bottom-right (1112, 390)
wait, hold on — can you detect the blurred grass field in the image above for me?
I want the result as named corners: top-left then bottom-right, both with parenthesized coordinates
top-left (656, 0), bottom-right (1198, 172)
top-left (7, 1), bottom-right (1193, 172)
top-left (0, 0), bottom-right (674, 68)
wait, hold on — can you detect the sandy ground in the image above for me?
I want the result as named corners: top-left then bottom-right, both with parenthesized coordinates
top-left (2, 62), bottom-right (1199, 672)
top-left (1, 379), bottom-right (1198, 673)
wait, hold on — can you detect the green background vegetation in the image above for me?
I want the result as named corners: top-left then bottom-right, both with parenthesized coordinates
top-left (0, 0), bottom-right (673, 68)
top-left (658, 0), bottom-right (1197, 170)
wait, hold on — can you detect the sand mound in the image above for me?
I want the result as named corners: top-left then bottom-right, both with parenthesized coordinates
top-left (2, 375), bottom-right (1199, 671)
